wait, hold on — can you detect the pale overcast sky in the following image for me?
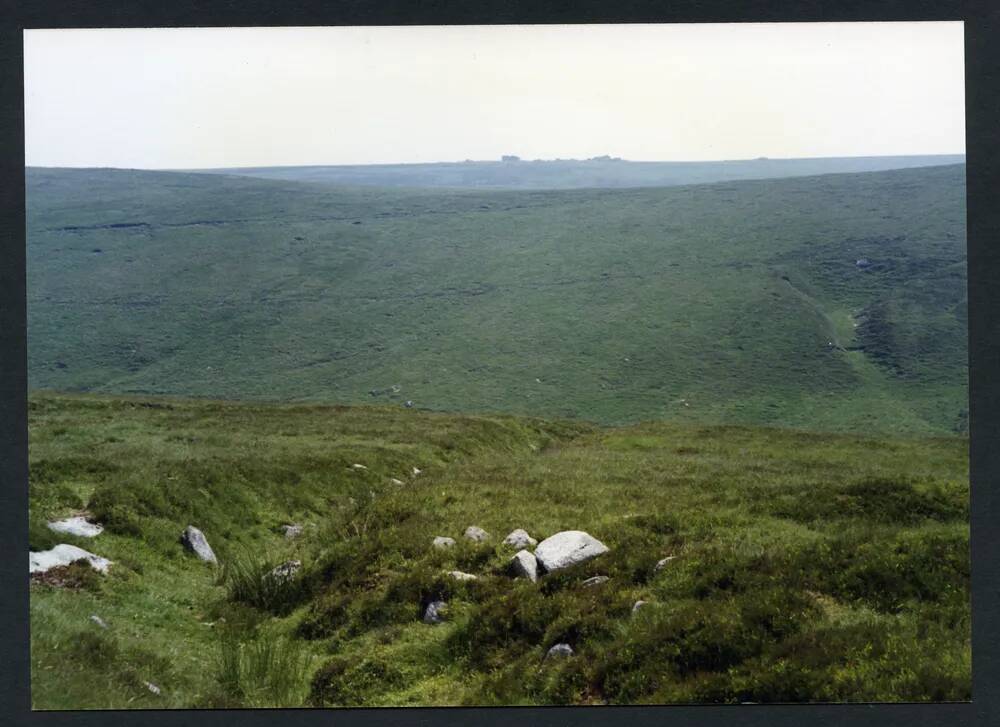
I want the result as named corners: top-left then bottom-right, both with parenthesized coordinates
top-left (23, 22), bottom-right (965, 169)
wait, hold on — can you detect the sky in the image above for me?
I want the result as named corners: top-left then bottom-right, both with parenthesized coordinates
top-left (23, 23), bottom-right (965, 169)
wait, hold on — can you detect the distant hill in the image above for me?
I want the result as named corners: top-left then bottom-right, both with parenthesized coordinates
top-left (25, 163), bottom-right (967, 434)
top-left (188, 154), bottom-right (966, 190)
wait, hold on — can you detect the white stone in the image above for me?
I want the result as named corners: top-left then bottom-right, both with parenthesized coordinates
top-left (47, 516), bottom-right (103, 538)
top-left (412, 467), bottom-right (422, 476)
top-left (502, 528), bottom-right (537, 549)
top-left (632, 600), bottom-right (649, 613)
top-left (90, 614), bottom-right (109, 629)
top-left (545, 643), bottom-right (574, 659)
top-left (423, 600), bottom-right (447, 624)
top-left (180, 526), bottom-right (217, 564)
top-left (581, 576), bottom-right (609, 588)
top-left (29, 544), bottom-right (112, 574)
top-left (144, 681), bottom-right (162, 696)
top-left (509, 550), bottom-right (538, 582)
top-left (464, 526), bottom-right (490, 542)
top-left (446, 570), bottom-right (478, 581)
top-left (350, 463), bottom-right (368, 471)
top-left (534, 531), bottom-right (609, 573)
top-left (432, 536), bottom-right (456, 549)
top-left (389, 478), bottom-right (404, 486)
top-left (654, 556), bottom-right (677, 572)
top-left (281, 524), bottom-right (303, 539)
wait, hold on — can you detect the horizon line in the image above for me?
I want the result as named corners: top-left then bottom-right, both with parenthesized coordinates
top-left (25, 151), bottom-right (967, 172)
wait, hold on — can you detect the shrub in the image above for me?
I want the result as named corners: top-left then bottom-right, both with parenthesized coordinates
top-left (596, 592), bottom-right (815, 703)
top-left (448, 582), bottom-right (561, 668)
top-left (309, 653), bottom-right (405, 706)
top-left (297, 592), bottom-right (352, 640)
top-left (70, 629), bottom-right (120, 666)
top-left (88, 481), bottom-right (171, 535)
top-left (796, 528), bottom-right (969, 612)
top-left (28, 516), bottom-right (61, 551)
top-left (31, 559), bottom-right (103, 592)
top-left (769, 477), bottom-right (967, 526)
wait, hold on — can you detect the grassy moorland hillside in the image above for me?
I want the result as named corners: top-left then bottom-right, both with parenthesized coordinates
top-left (28, 393), bottom-right (969, 708)
top-left (192, 155), bottom-right (965, 190)
top-left (26, 163), bottom-right (967, 435)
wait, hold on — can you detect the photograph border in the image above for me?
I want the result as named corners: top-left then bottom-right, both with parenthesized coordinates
top-left (2, 1), bottom-right (997, 726)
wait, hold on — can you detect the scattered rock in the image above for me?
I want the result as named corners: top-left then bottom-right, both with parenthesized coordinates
top-left (654, 556), bottom-right (677, 572)
top-left (280, 524), bottom-right (303, 539)
top-left (502, 528), bottom-right (537, 549)
top-left (412, 467), bottom-right (422, 476)
top-left (89, 614), bottom-right (109, 629)
top-left (423, 600), bottom-right (447, 624)
top-left (404, 400), bottom-right (414, 408)
top-left (581, 576), bottom-right (609, 588)
top-left (47, 516), bottom-right (103, 538)
top-left (389, 478), bottom-right (405, 486)
top-left (509, 550), bottom-right (538, 582)
top-left (446, 570), bottom-right (478, 581)
top-left (29, 544), bottom-right (112, 574)
top-left (545, 643), bottom-right (574, 659)
top-left (268, 560), bottom-right (302, 583)
top-left (350, 463), bottom-right (368, 471)
top-left (464, 526), bottom-right (490, 542)
top-left (632, 600), bottom-right (649, 613)
top-left (144, 681), bottom-right (162, 696)
top-left (534, 531), bottom-right (609, 573)
top-left (180, 526), bottom-right (217, 564)
top-left (432, 536), bottom-right (456, 549)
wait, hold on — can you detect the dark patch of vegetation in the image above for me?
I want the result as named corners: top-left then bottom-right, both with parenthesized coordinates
top-left (309, 654), bottom-right (406, 706)
top-left (767, 477), bottom-right (968, 525)
top-left (30, 560), bottom-right (103, 591)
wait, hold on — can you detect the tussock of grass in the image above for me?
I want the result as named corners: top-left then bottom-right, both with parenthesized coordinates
top-left (220, 547), bottom-right (306, 615)
top-left (215, 629), bottom-right (311, 708)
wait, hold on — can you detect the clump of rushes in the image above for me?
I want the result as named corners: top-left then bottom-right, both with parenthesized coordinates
top-left (216, 629), bottom-right (310, 708)
top-left (220, 546), bottom-right (305, 615)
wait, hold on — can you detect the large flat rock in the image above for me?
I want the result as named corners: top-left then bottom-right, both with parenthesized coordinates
top-left (47, 516), bottom-right (103, 538)
top-left (30, 544), bottom-right (112, 574)
top-left (534, 530), bottom-right (608, 573)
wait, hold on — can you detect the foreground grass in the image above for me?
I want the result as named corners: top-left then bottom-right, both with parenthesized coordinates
top-left (28, 392), bottom-right (969, 708)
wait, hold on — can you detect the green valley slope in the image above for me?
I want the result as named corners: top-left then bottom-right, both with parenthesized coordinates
top-left (26, 164), bottom-right (967, 434)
